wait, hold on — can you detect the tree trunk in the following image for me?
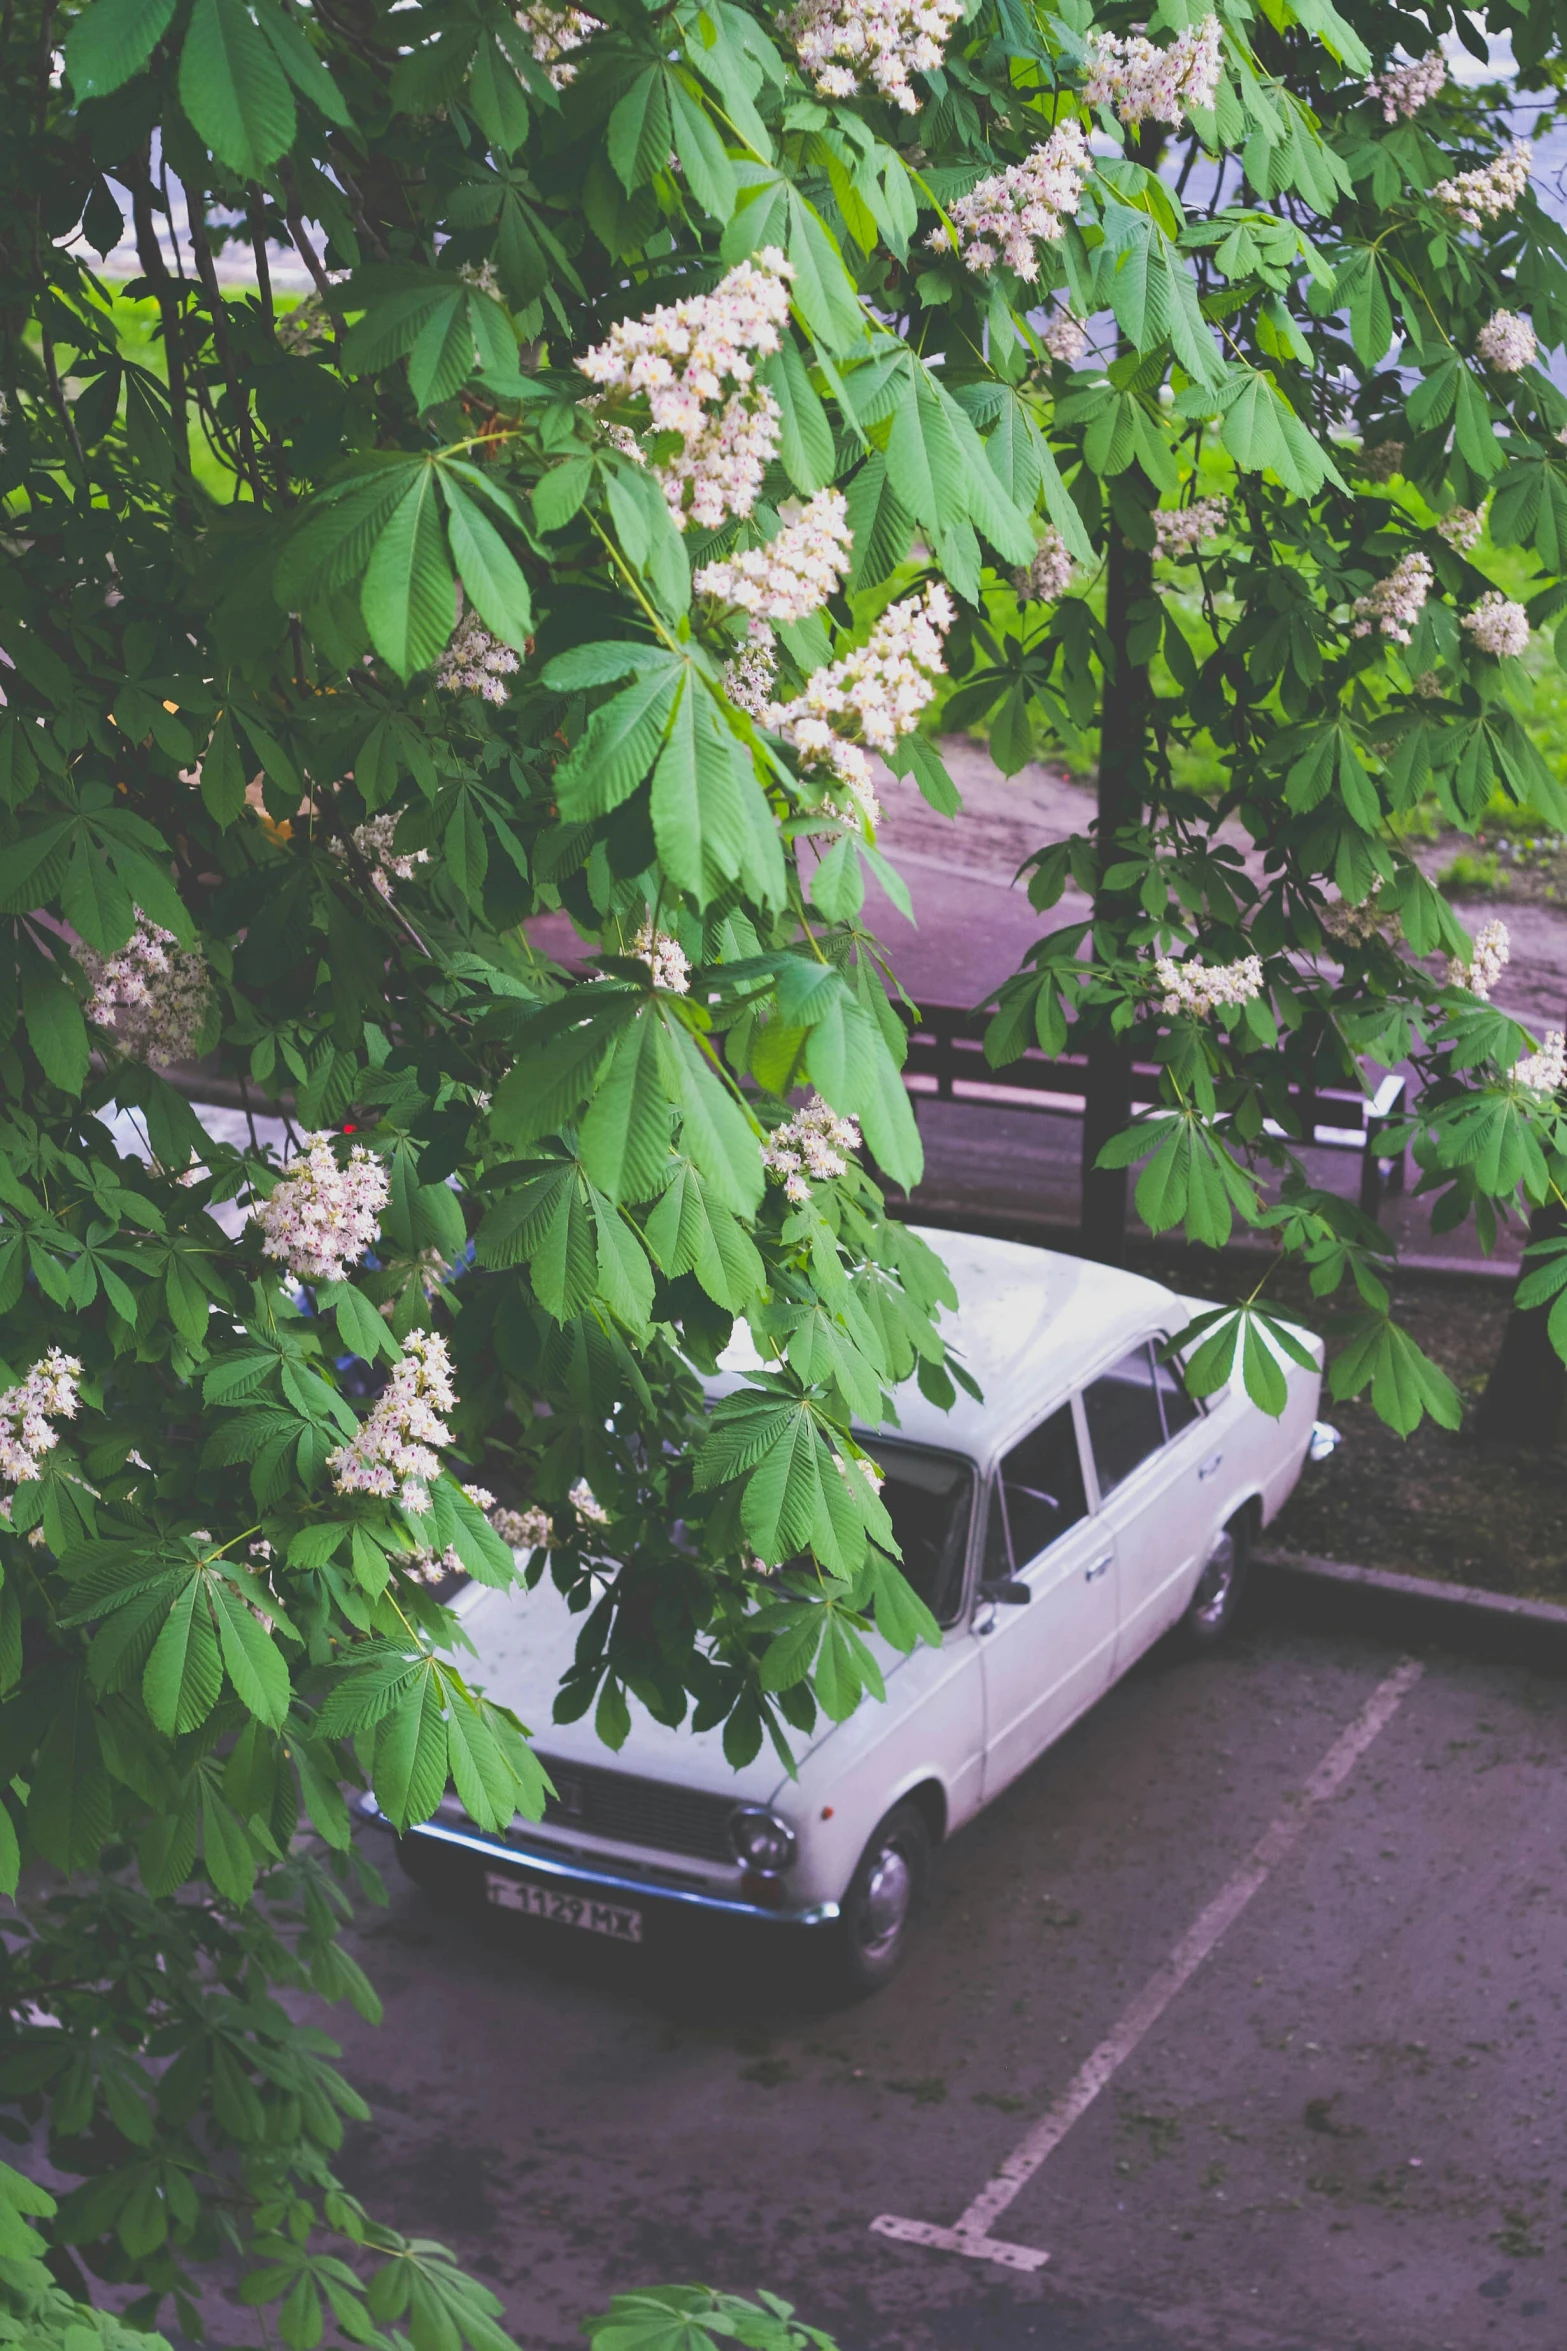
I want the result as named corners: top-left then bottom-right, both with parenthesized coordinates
top-left (1472, 1196), bottom-right (1567, 1449)
top-left (1080, 512), bottom-right (1153, 1265)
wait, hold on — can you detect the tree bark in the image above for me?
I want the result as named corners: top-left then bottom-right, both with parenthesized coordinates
top-left (1080, 512), bottom-right (1153, 1265)
top-left (1472, 1195), bottom-right (1567, 1449)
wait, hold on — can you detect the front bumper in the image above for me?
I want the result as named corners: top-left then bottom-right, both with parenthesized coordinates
top-left (358, 1794), bottom-right (841, 1928)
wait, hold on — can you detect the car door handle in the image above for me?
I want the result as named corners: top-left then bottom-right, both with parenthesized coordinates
top-left (1085, 1554), bottom-right (1112, 1582)
top-left (1198, 1452), bottom-right (1223, 1481)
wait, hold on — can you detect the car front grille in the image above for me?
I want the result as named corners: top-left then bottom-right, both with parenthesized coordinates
top-left (528, 1754), bottom-right (738, 1865)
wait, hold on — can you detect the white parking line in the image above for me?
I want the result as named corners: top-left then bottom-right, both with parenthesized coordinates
top-left (871, 1656), bottom-right (1425, 2272)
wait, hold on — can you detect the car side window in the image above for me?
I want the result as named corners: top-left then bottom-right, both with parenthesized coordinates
top-left (1083, 1342), bottom-right (1166, 1497)
top-left (984, 1404), bottom-right (1088, 1577)
top-left (1153, 1343), bottom-right (1201, 1438)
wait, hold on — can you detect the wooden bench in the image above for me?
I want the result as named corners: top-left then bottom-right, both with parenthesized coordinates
top-left (900, 1004), bottom-right (1408, 1215)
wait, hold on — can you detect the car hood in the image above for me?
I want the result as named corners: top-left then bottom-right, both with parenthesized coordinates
top-left (456, 1573), bottom-right (919, 1806)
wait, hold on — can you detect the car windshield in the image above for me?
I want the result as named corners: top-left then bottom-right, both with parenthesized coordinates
top-left (871, 1445), bottom-right (976, 1628)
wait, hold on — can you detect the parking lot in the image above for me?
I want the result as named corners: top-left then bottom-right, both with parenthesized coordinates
top-left (323, 1591), bottom-right (1567, 2351)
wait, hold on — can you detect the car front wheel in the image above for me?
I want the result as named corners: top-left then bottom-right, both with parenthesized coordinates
top-left (833, 1800), bottom-right (930, 1996)
top-left (1181, 1511), bottom-right (1252, 1649)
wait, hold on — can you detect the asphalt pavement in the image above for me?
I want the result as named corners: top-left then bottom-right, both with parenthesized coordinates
top-left (300, 1588), bottom-right (1567, 2351)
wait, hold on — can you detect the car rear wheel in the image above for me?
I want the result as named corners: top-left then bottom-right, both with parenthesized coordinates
top-left (1181, 1511), bottom-right (1251, 1649)
top-left (833, 1801), bottom-right (930, 1996)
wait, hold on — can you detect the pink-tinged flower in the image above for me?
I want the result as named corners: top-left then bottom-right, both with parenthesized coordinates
top-left (1436, 506), bottom-right (1484, 551)
top-left (437, 613), bottom-right (521, 703)
top-left (328, 1328), bottom-right (457, 1514)
top-left (1041, 309), bottom-right (1088, 366)
top-left (568, 1476), bottom-right (608, 1525)
top-left (1365, 50), bottom-right (1444, 123)
top-left (1083, 14), bottom-right (1223, 125)
top-left (1513, 1030), bottom-right (1565, 1094)
top-left (935, 124), bottom-right (1093, 282)
top-left (253, 1133), bottom-right (390, 1286)
top-left (766, 583), bottom-right (955, 796)
top-left (490, 1502), bottom-right (553, 1550)
top-left (1435, 140), bottom-right (1531, 230)
top-left (1152, 498), bottom-right (1229, 559)
top-left (1152, 952), bottom-right (1263, 1018)
top-left (515, 1), bottom-right (601, 88)
top-left (578, 251), bottom-right (795, 531)
top-left (1351, 550), bottom-right (1433, 646)
top-left (333, 813), bottom-right (432, 898)
top-left (81, 913), bottom-right (211, 1068)
top-left (722, 640), bottom-right (778, 719)
top-left (0, 1349), bottom-right (82, 1491)
top-left (1447, 917), bottom-right (1509, 999)
top-left (1016, 527), bottom-right (1074, 604)
top-left (787, 0), bottom-right (964, 113)
top-left (1475, 308), bottom-right (1536, 374)
top-left (761, 1095), bottom-right (862, 1200)
top-left (1461, 592), bottom-right (1530, 658)
top-left (694, 490), bottom-right (853, 624)
top-left (631, 922), bottom-right (691, 994)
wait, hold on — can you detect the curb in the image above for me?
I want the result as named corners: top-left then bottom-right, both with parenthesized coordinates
top-left (1256, 1546), bottom-right (1567, 1668)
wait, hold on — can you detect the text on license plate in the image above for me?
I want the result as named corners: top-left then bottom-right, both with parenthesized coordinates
top-left (485, 1871), bottom-right (643, 1941)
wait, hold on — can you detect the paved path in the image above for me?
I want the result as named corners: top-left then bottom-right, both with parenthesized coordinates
top-left (300, 1599), bottom-right (1567, 2351)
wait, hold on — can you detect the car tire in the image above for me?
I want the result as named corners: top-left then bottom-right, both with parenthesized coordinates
top-left (832, 1800), bottom-right (930, 1996)
top-left (1180, 1511), bottom-right (1252, 1649)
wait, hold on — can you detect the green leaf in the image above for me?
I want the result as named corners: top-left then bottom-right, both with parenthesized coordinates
top-left (201, 709), bottom-right (248, 826)
top-left (23, 960), bottom-right (89, 1094)
top-left (374, 1666), bottom-right (448, 1828)
top-left (27, 1677), bottom-right (111, 1870)
top-left (406, 290), bottom-right (473, 412)
top-left (258, 2), bottom-right (352, 124)
top-left (441, 477), bottom-right (533, 651)
top-left (649, 687), bottom-right (752, 900)
top-left (179, 0), bottom-right (295, 179)
top-left (67, 0), bottom-right (176, 96)
top-left (211, 1582), bottom-right (291, 1727)
top-left (201, 1782), bottom-right (256, 1905)
top-left (143, 1580), bottom-right (224, 1735)
top-left (554, 660), bottom-right (684, 820)
top-left (360, 463), bottom-right (455, 679)
top-left (608, 65), bottom-right (674, 195)
top-left (578, 1013), bottom-right (672, 1204)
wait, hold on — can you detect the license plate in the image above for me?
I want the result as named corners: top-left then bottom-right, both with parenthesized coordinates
top-left (484, 1871), bottom-right (643, 1941)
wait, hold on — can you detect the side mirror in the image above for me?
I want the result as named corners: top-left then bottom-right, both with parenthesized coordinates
top-left (979, 1577), bottom-right (1031, 1607)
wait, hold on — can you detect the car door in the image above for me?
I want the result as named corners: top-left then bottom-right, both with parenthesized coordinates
top-left (1082, 1336), bottom-right (1211, 1670)
top-left (977, 1397), bottom-right (1117, 1801)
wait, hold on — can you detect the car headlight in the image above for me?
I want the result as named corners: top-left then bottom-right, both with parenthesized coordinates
top-left (729, 1806), bottom-right (797, 1871)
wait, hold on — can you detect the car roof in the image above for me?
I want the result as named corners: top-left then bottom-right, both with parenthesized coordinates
top-left (709, 1223), bottom-right (1187, 1470)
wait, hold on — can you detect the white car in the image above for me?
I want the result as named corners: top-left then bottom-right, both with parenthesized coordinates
top-left (378, 1229), bottom-right (1325, 1991)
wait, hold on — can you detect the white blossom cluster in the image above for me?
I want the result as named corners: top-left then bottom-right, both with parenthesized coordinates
top-left (1436, 505), bottom-right (1484, 551)
top-left (436, 613), bottom-right (522, 702)
top-left (1015, 526), bottom-right (1075, 605)
top-left (1365, 50), bottom-right (1445, 122)
top-left (1476, 308), bottom-right (1537, 374)
top-left (1153, 952), bottom-right (1264, 1019)
top-left (722, 641), bottom-right (778, 720)
top-left (577, 251), bottom-right (795, 532)
top-left (81, 915), bottom-right (211, 1069)
top-left (458, 259), bottom-right (502, 300)
top-left (335, 813), bottom-right (431, 899)
top-left (253, 1132), bottom-right (389, 1286)
top-left (632, 921), bottom-right (691, 994)
top-left (1435, 139), bottom-right (1531, 230)
top-left (516, 1), bottom-right (601, 88)
top-left (786, 0), bottom-right (964, 114)
top-left (1041, 309), bottom-right (1088, 365)
top-left (0, 1349), bottom-right (82, 1491)
top-left (936, 122), bottom-right (1093, 280)
top-left (568, 1477), bottom-right (608, 1525)
top-left (491, 1501), bottom-right (553, 1551)
top-left (1462, 591), bottom-right (1530, 657)
top-left (1361, 440), bottom-right (1405, 482)
top-left (765, 583), bottom-right (954, 819)
top-left (328, 1328), bottom-right (456, 1515)
top-left (1447, 917), bottom-right (1510, 1000)
top-left (1413, 668), bottom-right (1444, 698)
top-left (761, 1095), bottom-right (862, 1204)
top-left (1083, 14), bottom-right (1223, 126)
top-left (694, 490), bottom-right (853, 624)
top-left (1151, 498), bottom-right (1229, 559)
top-left (1351, 550), bottom-right (1433, 645)
top-left (1513, 1031), bottom-right (1566, 1094)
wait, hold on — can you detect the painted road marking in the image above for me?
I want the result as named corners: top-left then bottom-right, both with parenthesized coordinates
top-left (871, 1656), bottom-right (1425, 2272)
